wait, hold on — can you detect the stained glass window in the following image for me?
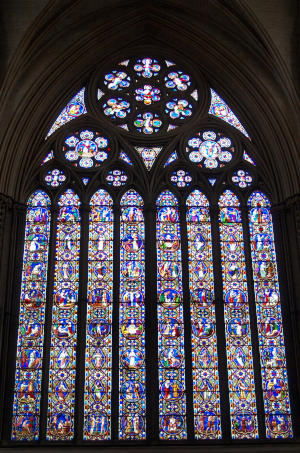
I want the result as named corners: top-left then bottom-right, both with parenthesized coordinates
top-left (12, 191), bottom-right (51, 440)
top-left (46, 88), bottom-right (87, 138)
top-left (62, 129), bottom-right (110, 169)
top-left (248, 191), bottom-right (292, 438)
top-left (231, 170), bottom-right (253, 188)
top-left (134, 147), bottom-right (162, 170)
top-left (11, 54), bottom-right (294, 445)
top-left (156, 190), bottom-right (187, 440)
top-left (119, 190), bottom-right (146, 439)
top-left (46, 189), bottom-right (81, 440)
top-left (44, 169), bottom-right (67, 187)
top-left (218, 190), bottom-right (258, 439)
top-left (187, 190), bottom-right (221, 438)
top-left (84, 190), bottom-right (113, 440)
top-left (209, 89), bottom-right (250, 139)
top-left (186, 130), bottom-right (234, 169)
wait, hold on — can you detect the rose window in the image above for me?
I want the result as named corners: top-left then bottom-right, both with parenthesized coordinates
top-left (232, 169), bottom-right (253, 188)
top-left (99, 57), bottom-right (198, 134)
top-left (186, 129), bottom-right (234, 169)
top-left (63, 129), bottom-right (110, 168)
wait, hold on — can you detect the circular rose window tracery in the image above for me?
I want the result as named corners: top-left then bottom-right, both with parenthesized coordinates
top-left (98, 57), bottom-right (199, 135)
top-left (185, 129), bottom-right (235, 169)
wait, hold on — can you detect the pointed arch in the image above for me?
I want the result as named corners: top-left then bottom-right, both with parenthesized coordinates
top-left (218, 190), bottom-right (258, 439)
top-left (46, 189), bottom-right (81, 440)
top-left (186, 190), bottom-right (221, 438)
top-left (119, 189), bottom-right (146, 439)
top-left (248, 191), bottom-right (292, 438)
top-left (12, 191), bottom-right (51, 440)
top-left (46, 88), bottom-right (87, 138)
top-left (156, 190), bottom-right (187, 439)
top-left (84, 189), bottom-right (113, 440)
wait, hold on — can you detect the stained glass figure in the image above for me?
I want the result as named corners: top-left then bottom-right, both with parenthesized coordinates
top-left (41, 150), bottom-right (54, 165)
top-left (12, 191), bottom-right (51, 441)
top-left (46, 189), bottom-right (80, 440)
top-left (106, 169), bottom-right (128, 187)
top-left (232, 170), bottom-right (252, 188)
top-left (156, 191), bottom-right (187, 439)
top-left (104, 71), bottom-right (131, 91)
top-left (218, 190), bottom-right (258, 439)
top-left (84, 190), bottom-right (113, 440)
top-left (209, 89), bottom-right (250, 139)
top-left (134, 147), bottom-right (162, 170)
top-left (243, 151), bottom-right (256, 166)
top-left (165, 71), bottom-right (191, 91)
top-left (46, 88), bottom-right (87, 138)
top-left (134, 112), bottom-right (162, 134)
top-left (119, 190), bottom-right (146, 439)
top-left (134, 58), bottom-right (161, 78)
top-left (63, 130), bottom-right (110, 169)
top-left (186, 190), bottom-right (221, 439)
top-left (165, 99), bottom-right (193, 120)
top-left (102, 98), bottom-right (130, 119)
top-left (170, 170), bottom-right (192, 188)
top-left (164, 151), bottom-right (178, 167)
top-left (44, 169), bottom-right (67, 188)
top-left (186, 130), bottom-right (234, 169)
top-left (135, 85), bottom-right (160, 105)
top-left (119, 151), bottom-right (133, 166)
top-left (248, 191), bottom-right (292, 438)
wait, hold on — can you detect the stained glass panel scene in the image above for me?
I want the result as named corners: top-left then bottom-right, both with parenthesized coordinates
top-left (12, 191), bottom-right (51, 441)
top-left (46, 88), bottom-right (87, 138)
top-left (248, 191), bottom-right (292, 438)
top-left (46, 189), bottom-right (81, 440)
top-left (119, 190), bottom-right (146, 439)
top-left (84, 190), bottom-right (113, 440)
top-left (219, 190), bottom-right (258, 439)
top-left (156, 191), bottom-right (187, 440)
top-left (186, 190), bottom-right (221, 439)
